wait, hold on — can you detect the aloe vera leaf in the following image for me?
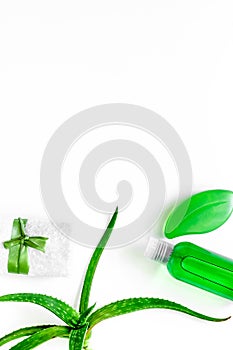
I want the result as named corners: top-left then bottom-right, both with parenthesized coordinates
top-left (0, 325), bottom-right (56, 347)
top-left (164, 189), bottom-right (233, 238)
top-left (0, 293), bottom-right (79, 327)
top-left (88, 297), bottom-right (230, 328)
top-left (10, 326), bottom-right (70, 350)
top-left (69, 324), bottom-right (88, 350)
top-left (79, 208), bottom-right (118, 313)
top-left (78, 304), bottom-right (96, 326)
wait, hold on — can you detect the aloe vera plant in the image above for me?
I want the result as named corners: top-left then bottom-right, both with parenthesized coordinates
top-left (0, 207), bottom-right (230, 349)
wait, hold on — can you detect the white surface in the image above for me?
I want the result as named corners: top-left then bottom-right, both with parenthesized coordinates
top-left (0, 1), bottom-right (233, 349)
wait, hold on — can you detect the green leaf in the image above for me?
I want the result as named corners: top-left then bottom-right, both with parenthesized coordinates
top-left (164, 189), bottom-right (233, 238)
top-left (6, 219), bottom-right (29, 274)
top-left (3, 218), bottom-right (49, 275)
top-left (79, 207), bottom-right (118, 313)
top-left (69, 324), bottom-right (88, 350)
top-left (10, 326), bottom-right (70, 350)
top-left (78, 304), bottom-right (96, 326)
top-left (88, 297), bottom-right (230, 328)
top-left (10, 244), bottom-right (29, 275)
top-left (0, 293), bottom-right (79, 327)
top-left (0, 325), bottom-right (54, 346)
top-left (25, 237), bottom-right (48, 252)
top-left (3, 238), bottom-right (22, 249)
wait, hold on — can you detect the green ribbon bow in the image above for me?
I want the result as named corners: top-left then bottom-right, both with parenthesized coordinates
top-left (3, 218), bottom-right (48, 275)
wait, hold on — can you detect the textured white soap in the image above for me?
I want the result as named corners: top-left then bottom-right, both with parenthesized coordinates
top-left (0, 218), bottom-right (70, 276)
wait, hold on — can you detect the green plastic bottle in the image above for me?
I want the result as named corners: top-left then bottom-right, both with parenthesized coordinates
top-left (145, 238), bottom-right (233, 301)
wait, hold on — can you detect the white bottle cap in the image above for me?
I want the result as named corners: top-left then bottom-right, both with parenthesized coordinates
top-left (144, 238), bottom-right (174, 264)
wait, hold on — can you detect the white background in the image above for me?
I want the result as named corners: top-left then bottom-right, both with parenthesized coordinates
top-left (0, 1), bottom-right (233, 349)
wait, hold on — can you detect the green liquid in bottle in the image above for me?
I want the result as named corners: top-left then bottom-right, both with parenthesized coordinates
top-left (145, 239), bottom-right (233, 301)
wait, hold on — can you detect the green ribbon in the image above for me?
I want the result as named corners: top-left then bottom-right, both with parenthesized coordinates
top-left (3, 218), bottom-right (48, 275)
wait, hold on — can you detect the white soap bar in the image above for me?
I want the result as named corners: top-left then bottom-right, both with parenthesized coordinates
top-left (0, 218), bottom-right (70, 276)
